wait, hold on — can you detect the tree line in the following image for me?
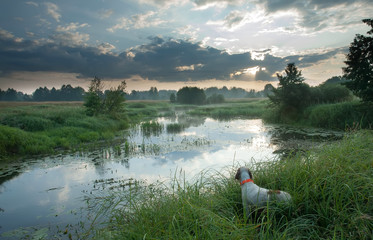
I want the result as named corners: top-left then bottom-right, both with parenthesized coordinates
top-left (0, 84), bottom-right (85, 102)
top-left (0, 83), bottom-right (274, 102)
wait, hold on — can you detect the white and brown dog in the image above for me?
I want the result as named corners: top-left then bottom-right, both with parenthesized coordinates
top-left (235, 167), bottom-right (292, 217)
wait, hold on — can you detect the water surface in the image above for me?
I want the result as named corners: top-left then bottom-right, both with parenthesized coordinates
top-left (0, 116), bottom-right (343, 239)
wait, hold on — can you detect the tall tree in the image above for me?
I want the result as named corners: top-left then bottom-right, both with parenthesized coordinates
top-left (84, 77), bottom-right (104, 116)
top-left (269, 63), bottom-right (311, 117)
top-left (103, 80), bottom-right (126, 118)
top-left (343, 19), bottom-right (373, 102)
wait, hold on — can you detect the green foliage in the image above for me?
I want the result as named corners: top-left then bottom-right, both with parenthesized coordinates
top-left (269, 63), bottom-right (311, 119)
top-left (343, 19), bottom-right (373, 102)
top-left (84, 77), bottom-right (103, 116)
top-left (103, 81), bottom-right (127, 119)
top-left (92, 131), bottom-right (373, 239)
top-left (84, 77), bottom-right (127, 118)
top-left (310, 83), bottom-right (352, 104)
top-left (177, 86), bottom-right (206, 105)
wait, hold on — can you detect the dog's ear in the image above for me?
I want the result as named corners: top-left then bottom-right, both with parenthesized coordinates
top-left (247, 168), bottom-right (253, 179)
top-left (235, 168), bottom-right (241, 180)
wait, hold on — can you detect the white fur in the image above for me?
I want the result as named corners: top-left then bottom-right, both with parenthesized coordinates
top-left (235, 167), bottom-right (292, 216)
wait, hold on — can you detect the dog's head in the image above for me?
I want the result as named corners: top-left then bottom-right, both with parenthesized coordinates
top-left (235, 167), bottom-right (253, 181)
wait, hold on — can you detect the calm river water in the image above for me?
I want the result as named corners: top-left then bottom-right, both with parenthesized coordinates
top-left (0, 116), bottom-right (343, 239)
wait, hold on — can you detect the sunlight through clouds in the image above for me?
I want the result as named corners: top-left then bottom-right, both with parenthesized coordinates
top-left (0, 0), bottom-right (372, 91)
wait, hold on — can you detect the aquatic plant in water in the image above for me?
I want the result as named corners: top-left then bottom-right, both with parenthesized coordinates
top-left (140, 121), bottom-right (164, 137)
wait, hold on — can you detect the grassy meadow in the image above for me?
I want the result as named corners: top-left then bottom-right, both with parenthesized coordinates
top-left (1, 98), bottom-right (372, 160)
top-left (90, 130), bottom-right (373, 239)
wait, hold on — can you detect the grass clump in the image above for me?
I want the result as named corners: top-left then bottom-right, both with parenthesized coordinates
top-left (166, 123), bottom-right (185, 133)
top-left (140, 121), bottom-right (164, 137)
top-left (91, 130), bottom-right (373, 239)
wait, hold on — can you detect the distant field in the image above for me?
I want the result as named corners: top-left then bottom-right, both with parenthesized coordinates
top-left (0, 101), bottom-right (83, 109)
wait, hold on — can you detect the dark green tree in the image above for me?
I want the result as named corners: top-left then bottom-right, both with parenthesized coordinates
top-left (84, 77), bottom-right (104, 116)
top-left (103, 80), bottom-right (126, 118)
top-left (343, 19), bottom-right (373, 102)
top-left (33, 87), bottom-right (50, 101)
top-left (177, 87), bottom-right (206, 105)
top-left (84, 77), bottom-right (126, 118)
top-left (269, 63), bottom-right (311, 118)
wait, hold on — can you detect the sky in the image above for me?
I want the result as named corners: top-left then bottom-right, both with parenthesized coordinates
top-left (0, 0), bottom-right (372, 94)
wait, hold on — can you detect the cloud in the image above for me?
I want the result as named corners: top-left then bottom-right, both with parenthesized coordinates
top-left (175, 25), bottom-right (200, 40)
top-left (25, 1), bottom-right (38, 7)
top-left (255, 0), bottom-right (373, 33)
top-left (138, 0), bottom-right (189, 8)
top-left (53, 22), bottom-right (90, 46)
top-left (45, 2), bottom-right (61, 22)
top-left (0, 32), bottom-right (346, 83)
top-left (192, 0), bottom-right (243, 9)
top-left (56, 22), bottom-right (89, 32)
top-left (50, 32), bottom-right (90, 46)
top-left (99, 9), bottom-right (114, 19)
top-left (108, 11), bottom-right (167, 32)
top-left (175, 64), bottom-right (204, 71)
top-left (207, 7), bottom-right (269, 31)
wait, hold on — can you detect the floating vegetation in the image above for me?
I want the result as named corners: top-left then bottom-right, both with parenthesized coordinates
top-left (181, 136), bottom-right (212, 146)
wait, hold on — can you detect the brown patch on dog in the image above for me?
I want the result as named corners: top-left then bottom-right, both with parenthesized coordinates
top-left (267, 190), bottom-right (281, 195)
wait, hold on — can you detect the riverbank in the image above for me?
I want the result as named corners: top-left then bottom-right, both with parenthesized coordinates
top-left (1, 98), bottom-right (371, 160)
top-left (0, 99), bottom-right (267, 160)
top-left (91, 130), bottom-right (373, 239)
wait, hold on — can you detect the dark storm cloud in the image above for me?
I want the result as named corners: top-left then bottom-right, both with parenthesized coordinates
top-left (0, 33), bottom-right (345, 82)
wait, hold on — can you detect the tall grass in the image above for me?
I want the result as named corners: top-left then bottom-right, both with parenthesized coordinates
top-left (302, 101), bottom-right (373, 129)
top-left (0, 103), bottom-right (129, 159)
top-left (90, 130), bottom-right (373, 239)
